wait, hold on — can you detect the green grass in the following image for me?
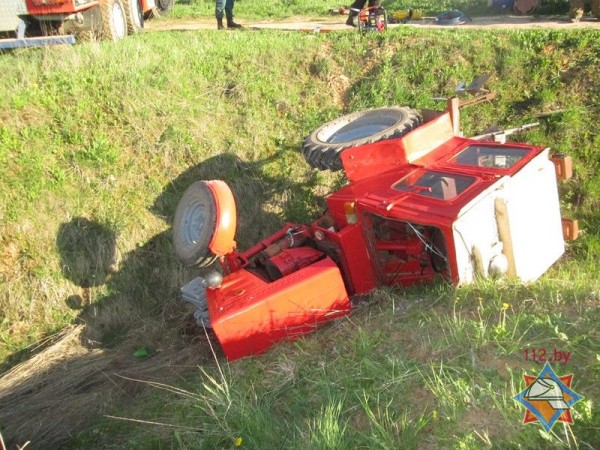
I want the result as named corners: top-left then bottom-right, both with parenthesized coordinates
top-left (1, 21), bottom-right (600, 449)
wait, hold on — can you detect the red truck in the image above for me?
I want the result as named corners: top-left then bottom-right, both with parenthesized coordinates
top-left (21, 0), bottom-right (173, 42)
top-left (173, 99), bottom-right (575, 362)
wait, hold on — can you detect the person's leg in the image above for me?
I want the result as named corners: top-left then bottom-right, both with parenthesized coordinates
top-left (215, 0), bottom-right (225, 28)
top-left (569, 0), bottom-right (585, 21)
top-left (347, 0), bottom-right (367, 26)
top-left (225, 0), bottom-right (242, 27)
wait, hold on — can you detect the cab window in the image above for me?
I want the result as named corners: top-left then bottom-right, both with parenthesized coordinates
top-left (450, 145), bottom-right (529, 169)
top-left (393, 170), bottom-right (475, 200)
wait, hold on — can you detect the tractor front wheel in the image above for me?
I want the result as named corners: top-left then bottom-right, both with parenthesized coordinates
top-left (172, 181), bottom-right (219, 268)
top-left (101, 0), bottom-right (128, 41)
top-left (302, 106), bottom-right (422, 171)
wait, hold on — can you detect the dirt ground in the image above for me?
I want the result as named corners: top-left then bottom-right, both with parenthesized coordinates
top-left (146, 14), bottom-right (600, 33)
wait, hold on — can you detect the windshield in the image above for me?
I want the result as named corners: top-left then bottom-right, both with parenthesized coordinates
top-left (449, 145), bottom-right (530, 169)
top-left (393, 170), bottom-right (475, 200)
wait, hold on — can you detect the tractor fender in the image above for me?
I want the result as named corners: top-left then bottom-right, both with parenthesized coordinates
top-left (205, 180), bottom-right (237, 257)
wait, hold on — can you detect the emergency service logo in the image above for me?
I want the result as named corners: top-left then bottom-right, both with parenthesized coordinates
top-left (513, 362), bottom-right (583, 431)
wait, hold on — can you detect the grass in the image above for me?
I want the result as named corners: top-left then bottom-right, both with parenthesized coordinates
top-left (71, 287), bottom-right (600, 448)
top-left (1, 18), bottom-right (600, 449)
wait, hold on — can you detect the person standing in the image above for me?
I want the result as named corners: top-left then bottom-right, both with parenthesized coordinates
top-left (569, 0), bottom-right (600, 21)
top-left (216, 0), bottom-right (242, 29)
top-left (346, 0), bottom-right (380, 27)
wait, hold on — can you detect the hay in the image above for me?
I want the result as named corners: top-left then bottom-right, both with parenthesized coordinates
top-left (0, 324), bottom-right (207, 449)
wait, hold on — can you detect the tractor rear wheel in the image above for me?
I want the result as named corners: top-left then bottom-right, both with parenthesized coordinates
top-left (101, 0), bottom-right (128, 41)
top-left (302, 106), bottom-right (422, 171)
top-left (123, 0), bottom-right (144, 34)
top-left (173, 181), bottom-right (219, 268)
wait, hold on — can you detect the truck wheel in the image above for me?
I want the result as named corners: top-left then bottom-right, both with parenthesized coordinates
top-left (149, 0), bottom-right (174, 18)
top-left (173, 181), bottom-right (219, 268)
top-left (75, 30), bottom-right (101, 43)
top-left (123, 0), bottom-right (144, 34)
top-left (302, 106), bottom-right (422, 171)
top-left (73, 6), bottom-right (102, 42)
top-left (101, 0), bottom-right (128, 41)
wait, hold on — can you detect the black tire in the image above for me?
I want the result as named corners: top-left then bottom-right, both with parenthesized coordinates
top-left (428, 228), bottom-right (448, 273)
top-left (73, 6), bottom-right (102, 43)
top-left (101, 0), bottom-right (128, 41)
top-left (75, 30), bottom-right (101, 43)
top-left (149, 0), bottom-right (174, 18)
top-left (173, 181), bottom-right (219, 268)
top-left (302, 106), bottom-right (422, 172)
top-left (123, 0), bottom-right (144, 34)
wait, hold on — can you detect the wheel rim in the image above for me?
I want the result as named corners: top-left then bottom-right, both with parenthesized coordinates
top-left (181, 201), bottom-right (207, 247)
top-left (113, 2), bottom-right (127, 39)
top-left (318, 110), bottom-right (402, 144)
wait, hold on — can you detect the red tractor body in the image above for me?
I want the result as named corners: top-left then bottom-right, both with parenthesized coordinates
top-left (208, 256), bottom-right (350, 361)
top-left (175, 101), bottom-right (573, 361)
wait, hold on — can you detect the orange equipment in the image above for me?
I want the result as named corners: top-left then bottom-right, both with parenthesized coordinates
top-left (357, 6), bottom-right (387, 33)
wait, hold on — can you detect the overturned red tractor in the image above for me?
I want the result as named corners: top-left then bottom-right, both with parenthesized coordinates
top-left (173, 99), bottom-right (575, 362)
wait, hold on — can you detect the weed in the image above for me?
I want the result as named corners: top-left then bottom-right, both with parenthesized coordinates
top-left (308, 399), bottom-right (349, 449)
